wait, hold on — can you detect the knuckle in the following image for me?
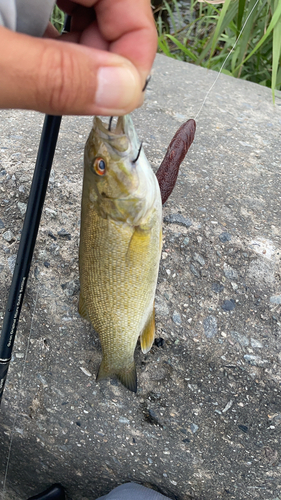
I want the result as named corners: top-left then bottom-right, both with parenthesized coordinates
top-left (36, 44), bottom-right (84, 114)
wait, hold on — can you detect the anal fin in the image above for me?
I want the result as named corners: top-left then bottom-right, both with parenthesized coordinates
top-left (140, 307), bottom-right (155, 354)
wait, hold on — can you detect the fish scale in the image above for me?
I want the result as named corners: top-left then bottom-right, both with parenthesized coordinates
top-left (79, 115), bottom-right (162, 392)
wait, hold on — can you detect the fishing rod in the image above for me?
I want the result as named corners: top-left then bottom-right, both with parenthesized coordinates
top-left (0, 113), bottom-right (62, 402)
top-left (0, 16), bottom-right (71, 404)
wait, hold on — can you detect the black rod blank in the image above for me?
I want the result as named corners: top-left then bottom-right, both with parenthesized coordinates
top-left (0, 114), bottom-right (62, 403)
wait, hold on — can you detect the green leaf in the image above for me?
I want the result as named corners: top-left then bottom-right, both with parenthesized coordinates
top-left (237, 0), bottom-right (246, 34)
top-left (272, 0), bottom-right (281, 100)
top-left (166, 34), bottom-right (198, 62)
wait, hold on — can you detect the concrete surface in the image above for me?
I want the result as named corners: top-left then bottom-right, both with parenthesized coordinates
top-left (0, 54), bottom-right (281, 500)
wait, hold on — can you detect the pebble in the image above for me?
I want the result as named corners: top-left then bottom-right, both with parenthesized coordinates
top-left (155, 296), bottom-right (169, 316)
top-left (3, 230), bottom-right (15, 243)
top-left (190, 264), bottom-right (200, 278)
top-left (270, 295), bottom-right (281, 305)
top-left (181, 236), bottom-right (190, 246)
top-left (219, 232), bottom-right (231, 242)
top-left (238, 424), bottom-right (248, 433)
top-left (0, 219), bottom-right (4, 229)
top-left (17, 202), bottom-right (27, 216)
top-left (7, 255), bottom-right (17, 273)
top-left (223, 264), bottom-right (238, 280)
top-left (222, 400), bottom-right (233, 413)
top-left (190, 423), bottom-right (198, 433)
top-left (212, 282), bottom-right (224, 294)
top-left (164, 213), bottom-right (192, 228)
top-left (203, 315), bottom-right (217, 338)
top-left (172, 311), bottom-right (182, 325)
top-left (80, 367), bottom-right (92, 377)
top-left (193, 253), bottom-right (205, 266)
top-left (231, 331), bottom-right (249, 347)
top-left (58, 228), bottom-right (71, 240)
top-left (244, 354), bottom-right (268, 367)
top-left (250, 338), bottom-right (263, 348)
top-left (61, 280), bottom-right (80, 297)
top-left (222, 299), bottom-right (235, 311)
top-left (45, 208), bottom-right (57, 217)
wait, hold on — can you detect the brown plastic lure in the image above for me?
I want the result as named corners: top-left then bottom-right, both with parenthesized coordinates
top-left (156, 119), bottom-right (196, 204)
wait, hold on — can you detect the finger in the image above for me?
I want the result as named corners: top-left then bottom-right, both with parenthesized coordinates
top-left (57, 0), bottom-right (157, 87)
top-left (60, 21), bottom-right (109, 51)
top-left (0, 27), bottom-right (142, 116)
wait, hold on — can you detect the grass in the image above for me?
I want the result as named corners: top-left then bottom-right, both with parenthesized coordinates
top-left (156, 0), bottom-right (281, 100)
top-left (51, 1), bottom-right (281, 100)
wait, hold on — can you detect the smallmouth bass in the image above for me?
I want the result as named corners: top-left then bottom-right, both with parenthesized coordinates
top-left (79, 115), bottom-right (162, 392)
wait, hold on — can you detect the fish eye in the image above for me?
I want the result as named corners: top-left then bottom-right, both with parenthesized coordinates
top-left (93, 157), bottom-right (106, 176)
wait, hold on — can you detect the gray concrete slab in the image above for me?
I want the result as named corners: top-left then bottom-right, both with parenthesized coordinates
top-left (0, 53), bottom-right (281, 500)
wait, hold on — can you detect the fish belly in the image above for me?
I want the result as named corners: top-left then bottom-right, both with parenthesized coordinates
top-left (79, 207), bottom-right (161, 383)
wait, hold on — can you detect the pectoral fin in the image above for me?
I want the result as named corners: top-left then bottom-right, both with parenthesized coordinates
top-left (126, 225), bottom-right (151, 267)
top-left (78, 293), bottom-right (90, 321)
top-left (140, 307), bottom-right (155, 354)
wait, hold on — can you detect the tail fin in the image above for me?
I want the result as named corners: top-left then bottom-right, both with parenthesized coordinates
top-left (97, 359), bottom-right (137, 393)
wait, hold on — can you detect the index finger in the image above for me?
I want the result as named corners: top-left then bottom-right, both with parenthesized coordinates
top-left (58, 0), bottom-right (157, 86)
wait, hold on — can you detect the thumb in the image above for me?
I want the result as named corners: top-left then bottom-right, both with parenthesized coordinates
top-left (0, 27), bottom-right (143, 116)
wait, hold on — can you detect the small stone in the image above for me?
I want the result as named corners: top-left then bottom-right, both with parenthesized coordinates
top-left (219, 232), bottom-right (231, 242)
top-left (7, 255), bottom-right (17, 273)
top-left (164, 213), bottom-right (192, 228)
top-left (0, 219), bottom-right (4, 229)
top-left (44, 261), bottom-right (50, 268)
top-left (193, 253), bottom-right (205, 266)
top-left (17, 202), bottom-right (27, 216)
top-left (58, 228), bottom-right (71, 240)
top-left (223, 264), bottom-right (238, 280)
top-left (3, 230), bottom-right (15, 243)
top-left (231, 331), bottom-right (249, 347)
top-left (49, 243), bottom-right (60, 256)
top-left (250, 338), bottom-right (263, 348)
top-left (48, 231), bottom-right (57, 240)
top-left (203, 315), bottom-right (217, 338)
top-left (190, 264), bottom-right (200, 278)
top-left (222, 299), bottom-right (235, 311)
top-left (80, 366), bottom-right (92, 377)
top-left (238, 424), bottom-right (248, 433)
top-left (222, 400), bottom-right (233, 413)
top-left (172, 311), bottom-right (182, 325)
top-left (61, 280), bottom-right (80, 297)
top-left (155, 296), bottom-right (169, 316)
top-left (181, 236), bottom-right (190, 246)
top-left (244, 354), bottom-right (268, 367)
top-left (190, 423), bottom-right (198, 433)
top-left (18, 185), bottom-right (25, 193)
top-left (45, 208), bottom-right (57, 217)
top-left (270, 295), bottom-right (281, 305)
top-left (212, 282), bottom-right (224, 294)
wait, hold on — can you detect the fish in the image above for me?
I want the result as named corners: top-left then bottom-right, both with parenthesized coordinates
top-left (79, 114), bottom-right (196, 393)
top-left (79, 115), bottom-right (162, 393)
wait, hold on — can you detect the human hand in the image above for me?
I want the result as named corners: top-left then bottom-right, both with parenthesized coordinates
top-left (0, 0), bottom-right (157, 116)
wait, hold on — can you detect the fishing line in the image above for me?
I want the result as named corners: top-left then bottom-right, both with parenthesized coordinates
top-left (1, 285), bottom-right (40, 500)
top-left (194, 0), bottom-right (260, 121)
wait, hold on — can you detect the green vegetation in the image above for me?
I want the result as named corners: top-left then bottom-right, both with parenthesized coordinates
top-left (156, 0), bottom-right (281, 100)
top-left (51, 1), bottom-right (281, 99)
top-left (50, 4), bottom-right (65, 33)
